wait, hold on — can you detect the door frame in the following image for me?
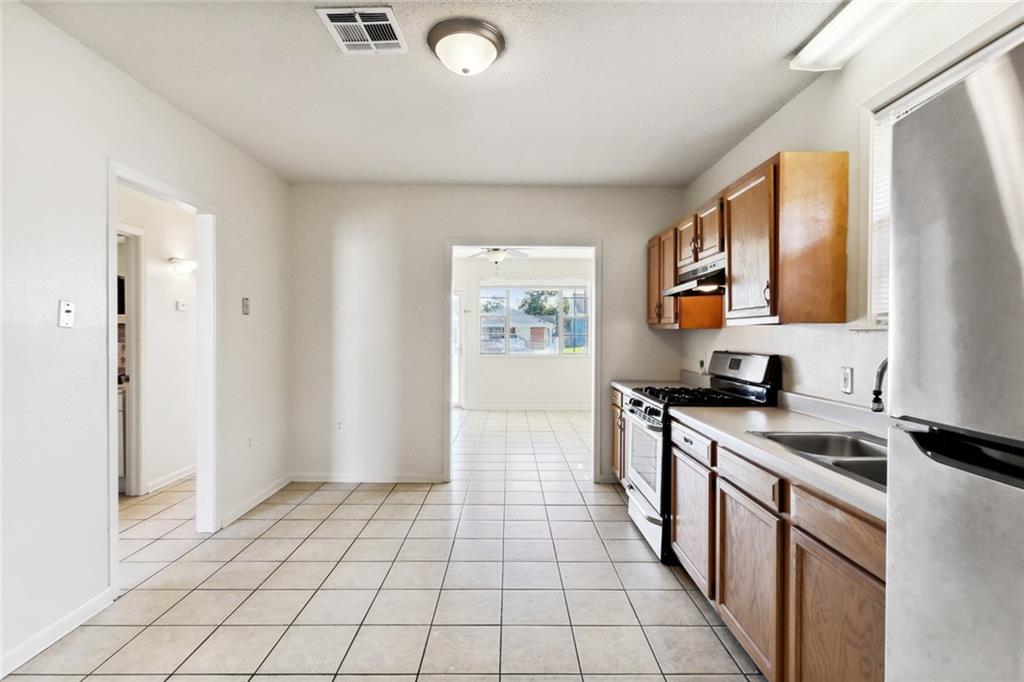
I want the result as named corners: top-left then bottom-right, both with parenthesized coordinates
top-left (451, 289), bottom-right (463, 407)
top-left (116, 224), bottom-right (146, 497)
top-left (442, 240), bottom-right (602, 482)
top-left (107, 161), bottom-right (220, 591)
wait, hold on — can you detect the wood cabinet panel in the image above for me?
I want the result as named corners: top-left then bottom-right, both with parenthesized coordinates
top-left (716, 478), bottom-right (784, 682)
top-left (659, 228), bottom-right (678, 325)
top-left (791, 485), bottom-right (886, 581)
top-left (724, 161), bottom-right (776, 321)
top-left (788, 529), bottom-right (885, 682)
top-left (646, 237), bottom-right (661, 324)
top-left (611, 403), bottom-right (623, 481)
top-left (672, 449), bottom-right (715, 598)
top-left (717, 448), bottom-right (783, 511)
top-left (696, 198), bottom-right (724, 260)
top-left (677, 215), bottom-right (697, 268)
top-left (677, 295), bottom-right (724, 329)
top-left (671, 421), bottom-right (715, 468)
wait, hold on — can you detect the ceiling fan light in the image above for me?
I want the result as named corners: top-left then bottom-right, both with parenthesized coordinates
top-left (428, 18), bottom-right (504, 76)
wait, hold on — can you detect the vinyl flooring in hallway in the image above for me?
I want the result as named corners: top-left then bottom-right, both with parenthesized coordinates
top-left (10, 409), bottom-right (763, 681)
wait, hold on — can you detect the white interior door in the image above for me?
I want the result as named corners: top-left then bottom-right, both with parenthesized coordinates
top-left (451, 291), bottom-right (462, 405)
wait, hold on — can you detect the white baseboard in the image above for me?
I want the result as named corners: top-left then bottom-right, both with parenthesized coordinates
top-left (143, 462), bottom-right (196, 494)
top-left (218, 475), bottom-right (290, 528)
top-left (460, 405), bottom-right (591, 411)
top-left (290, 472), bottom-right (445, 483)
top-left (1, 586), bottom-right (116, 676)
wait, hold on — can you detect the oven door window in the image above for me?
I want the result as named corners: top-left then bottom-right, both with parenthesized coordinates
top-left (627, 416), bottom-right (661, 503)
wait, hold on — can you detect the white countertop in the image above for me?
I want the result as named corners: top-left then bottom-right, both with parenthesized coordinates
top-left (610, 378), bottom-right (886, 521)
top-left (669, 405), bottom-right (887, 521)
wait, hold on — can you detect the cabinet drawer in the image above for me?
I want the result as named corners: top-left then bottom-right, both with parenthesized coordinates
top-left (717, 448), bottom-right (783, 511)
top-left (791, 485), bottom-right (886, 581)
top-left (671, 421), bottom-right (715, 467)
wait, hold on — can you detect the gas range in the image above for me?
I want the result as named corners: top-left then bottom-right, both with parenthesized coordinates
top-left (621, 351), bottom-right (781, 563)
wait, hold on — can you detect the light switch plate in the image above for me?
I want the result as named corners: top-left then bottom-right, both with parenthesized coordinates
top-left (241, 297), bottom-right (250, 315)
top-left (841, 366), bottom-right (854, 394)
top-left (175, 300), bottom-right (187, 312)
top-left (58, 300), bottom-right (75, 328)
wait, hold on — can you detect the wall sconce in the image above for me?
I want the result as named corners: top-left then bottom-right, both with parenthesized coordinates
top-left (168, 257), bottom-right (198, 276)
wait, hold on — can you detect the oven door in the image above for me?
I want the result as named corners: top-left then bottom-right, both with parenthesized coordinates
top-left (624, 409), bottom-right (663, 511)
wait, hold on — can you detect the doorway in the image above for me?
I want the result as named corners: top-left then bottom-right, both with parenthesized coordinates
top-left (107, 163), bottom-right (219, 593)
top-left (445, 243), bottom-right (600, 482)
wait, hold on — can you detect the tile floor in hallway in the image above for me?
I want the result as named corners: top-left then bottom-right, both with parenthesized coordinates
top-left (11, 409), bottom-right (763, 681)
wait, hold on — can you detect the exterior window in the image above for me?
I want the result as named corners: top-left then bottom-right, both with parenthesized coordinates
top-left (868, 114), bottom-right (892, 327)
top-left (480, 285), bottom-right (589, 356)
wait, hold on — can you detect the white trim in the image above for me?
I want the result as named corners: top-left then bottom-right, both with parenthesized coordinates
top-left (290, 473), bottom-right (445, 484)
top-left (460, 404), bottom-right (592, 411)
top-left (0, 586), bottom-right (117, 676)
top-left (144, 463), bottom-right (197, 494)
top-left (217, 475), bottom-right (289, 528)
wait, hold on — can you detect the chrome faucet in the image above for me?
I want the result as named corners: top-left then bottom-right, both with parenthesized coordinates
top-left (871, 358), bottom-right (888, 413)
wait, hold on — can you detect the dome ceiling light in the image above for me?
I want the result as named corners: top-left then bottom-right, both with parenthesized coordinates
top-left (428, 18), bottom-right (505, 76)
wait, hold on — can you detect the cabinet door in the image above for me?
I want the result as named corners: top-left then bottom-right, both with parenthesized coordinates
top-left (611, 404), bottom-right (623, 480)
top-left (789, 529), bottom-right (885, 682)
top-left (671, 450), bottom-right (715, 598)
top-left (716, 478), bottom-right (783, 682)
top-left (724, 162), bottom-right (776, 321)
top-left (677, 215), bottom-right (697, 268)
top-left (646, 237), bottom-right (661, 324)
top-left (696, 198), bottom-right (724, 260)
top-left (659, 228), bottom-right (678, 325)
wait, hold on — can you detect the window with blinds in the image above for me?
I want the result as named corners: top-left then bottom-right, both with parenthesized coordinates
top-left (868, 114), bottom-right (893, 326)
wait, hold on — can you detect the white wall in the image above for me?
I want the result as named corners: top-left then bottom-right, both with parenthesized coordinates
top-left (118, 184), bottom-right (198, 491)
top-left (453, 256), bottom-right (593, 410)
top-left (287, 184), bottom-right (691, 482)
top-left (1, 2), bottom-right (291, 670)
top-left (673, 0), bottom-right (1021, 406)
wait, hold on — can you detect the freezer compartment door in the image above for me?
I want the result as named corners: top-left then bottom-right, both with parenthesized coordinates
top-left (886, 425), bottom-right (1024, 680)
top-left (889, 40), bottom-right (1024, 442)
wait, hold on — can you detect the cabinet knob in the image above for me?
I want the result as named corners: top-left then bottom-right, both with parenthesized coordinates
top-left (763, 281), bottom-right (771, 303)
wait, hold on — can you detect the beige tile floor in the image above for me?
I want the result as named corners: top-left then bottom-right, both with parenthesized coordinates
top-left (11, 409), bottom-right (764, 682)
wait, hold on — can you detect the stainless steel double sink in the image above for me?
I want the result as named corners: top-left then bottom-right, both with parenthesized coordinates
top-left (746, 430), bottom-right (888, 491)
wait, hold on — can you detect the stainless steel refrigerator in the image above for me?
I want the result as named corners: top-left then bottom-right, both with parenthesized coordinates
top-left (887, 34), bottom-right (1024, 681)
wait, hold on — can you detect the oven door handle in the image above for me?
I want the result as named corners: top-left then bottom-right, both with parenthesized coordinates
top-left (624, 483), bottom-right (664, 526)
top-left (626, 410), bottom-right (663, 433)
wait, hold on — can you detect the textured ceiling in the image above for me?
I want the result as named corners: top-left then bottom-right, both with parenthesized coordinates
top-left (29, 1), bottom-right (838, 186)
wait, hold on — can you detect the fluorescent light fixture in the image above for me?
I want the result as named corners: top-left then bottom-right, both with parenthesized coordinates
top-left (790, 0), bottom-right (916, 72)
top-left (168, 257), bottom-right (198, 276)
top-left (428, 18), bottom-right (505, 76)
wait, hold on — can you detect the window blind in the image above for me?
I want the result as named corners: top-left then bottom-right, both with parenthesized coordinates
top-left (868, 113), bottom-right (893, 326)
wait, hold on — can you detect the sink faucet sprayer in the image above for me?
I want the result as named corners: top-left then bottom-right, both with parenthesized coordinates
top-left (871, 358), bottom-right (888, 413)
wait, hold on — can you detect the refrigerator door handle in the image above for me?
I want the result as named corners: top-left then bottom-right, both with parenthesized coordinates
top-left (900, 425), bottom-right (1024, 491)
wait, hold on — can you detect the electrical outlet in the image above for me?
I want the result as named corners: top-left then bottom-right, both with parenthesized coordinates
top-left (841, 367), bottom-right (854, 394)
top-left (247, 435), bottom-right (255, 448)
top-left (335, 421), bottom-right (344, 433)
top-left (698, 352), bottom-right (708, 374)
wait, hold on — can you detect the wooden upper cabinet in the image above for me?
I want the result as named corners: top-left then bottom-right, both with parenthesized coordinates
top-left (696, 198), bottom-right (724, 260)
top-left (724, 161), bottom-right (777, 322)
top-left (677, 215), bottom-right (697, 268)
top-left (716, 478), bottom-right (784, 682)
top-left (789, 529), bottom-right (885, 682)
top-left (646, 237), bottom-right (661, 324)
top-left (659, 228), bottom-right (677, 325)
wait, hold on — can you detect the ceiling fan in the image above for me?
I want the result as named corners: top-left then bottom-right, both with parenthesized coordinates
top-left (468, 247), bottom-right (529, 265)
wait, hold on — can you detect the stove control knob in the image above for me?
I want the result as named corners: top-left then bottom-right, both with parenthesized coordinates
top-left (644, 406), bottom-right (661, 418)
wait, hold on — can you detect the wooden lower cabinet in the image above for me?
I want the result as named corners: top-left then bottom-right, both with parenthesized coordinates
top-left (671, 449), bottom-right (715, 598)
top-left (716, 478), bottom-right (784, 682)
top-left (788, 529), bottom-right (885, 682)
top-left (611, 402), bottom-right (623, 480)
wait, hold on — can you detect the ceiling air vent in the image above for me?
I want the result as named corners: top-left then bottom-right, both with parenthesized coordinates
top-left (317, 7), bottom-right (408, 54)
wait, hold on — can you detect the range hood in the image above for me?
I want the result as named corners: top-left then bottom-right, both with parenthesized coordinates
top-left (662, 253), bottom-right (726, 296)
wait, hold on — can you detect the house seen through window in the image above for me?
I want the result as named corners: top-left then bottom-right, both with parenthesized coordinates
top-left (480, 286), bottom-right (589, 355)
